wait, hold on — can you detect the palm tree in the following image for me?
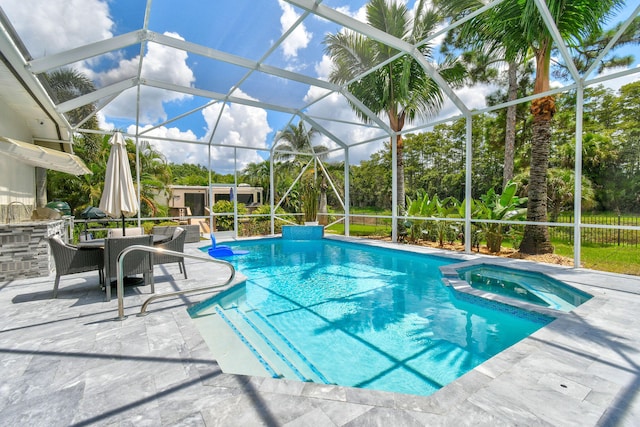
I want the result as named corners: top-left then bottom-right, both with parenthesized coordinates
top-left (134, 139), bottom-right (172, 217)
top-left (447, 0), bottom-right (624, 254)
top-left (242, 160), bottom-right (272, 202)
top-left (273, 121), bottom-right (330, 223)
top-left (273, 121), bottom-right (328, 161)
top-left (437, 0), bottom-right (526, 190)
top-left (324, 0), bottom-right (465, 217)
top-left (553, 16), bottom-right (640, 80)
top-left (42, 68), bottom-right (101, 207)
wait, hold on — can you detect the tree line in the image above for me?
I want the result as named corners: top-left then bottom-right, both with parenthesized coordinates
top-left (346, 81), bottom-right (640, 216)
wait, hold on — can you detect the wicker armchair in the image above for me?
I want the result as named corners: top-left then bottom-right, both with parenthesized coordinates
top-left (153, 227), bottom-right (187, 279)
top-left (47, 235), bottom-right (104, 298)
top-left (103, 235), bottom-right (154, 301)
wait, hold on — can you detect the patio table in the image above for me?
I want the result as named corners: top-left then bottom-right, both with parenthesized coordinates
top-left (77, 234), bottom-right (170, 248)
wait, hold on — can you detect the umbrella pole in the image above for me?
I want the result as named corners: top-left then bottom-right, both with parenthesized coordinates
top-left (122, 214), bottom-right (126, 235)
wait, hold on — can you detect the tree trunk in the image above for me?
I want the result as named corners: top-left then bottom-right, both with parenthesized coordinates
top-left (397, 133), bottom-right (405, 213)
top-left (503, 61), bottom-right (518, 189)
top-left (520, 96), bottom-right (555, 254)
top-left (486, 231), bottom-right (503, 253)
top-left (318, 174), bottom-right (328, 226)
top-left (35, 167), bottom-right (47, 208)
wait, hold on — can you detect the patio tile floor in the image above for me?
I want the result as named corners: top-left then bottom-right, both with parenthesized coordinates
top-left (0, 238), bottom-right (639, 426)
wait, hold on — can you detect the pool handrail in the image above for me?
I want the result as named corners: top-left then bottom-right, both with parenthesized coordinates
top-left (114, 245), bottom-right (236, 320)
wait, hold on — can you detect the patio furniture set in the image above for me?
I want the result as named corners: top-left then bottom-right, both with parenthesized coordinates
top-left (47, 227), bottom-right (187, 300)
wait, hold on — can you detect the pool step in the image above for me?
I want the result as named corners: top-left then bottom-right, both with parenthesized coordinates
top-left (242, 308), bottom-right (330, 384)
top-left (214, 304), bottom-right (329, 384)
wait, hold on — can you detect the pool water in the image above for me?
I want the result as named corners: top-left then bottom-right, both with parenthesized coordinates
top-left (192, 239), bottom-right (552, 396)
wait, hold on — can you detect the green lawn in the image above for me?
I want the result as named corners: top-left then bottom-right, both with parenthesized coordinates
top-left (326, 223), bottom-right (391, 237)
top-left (554, 241), bottom-right (640, 276)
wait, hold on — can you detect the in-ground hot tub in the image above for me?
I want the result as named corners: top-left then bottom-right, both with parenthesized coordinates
top-left (441, 262), bottom-right (592, 316)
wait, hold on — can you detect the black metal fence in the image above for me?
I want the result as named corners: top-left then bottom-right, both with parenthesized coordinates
top-left (549, 214), bottom-right (640, 247)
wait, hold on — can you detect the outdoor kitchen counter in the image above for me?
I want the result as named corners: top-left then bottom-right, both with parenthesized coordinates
top-left (0, 219), bottom-right (67, 281)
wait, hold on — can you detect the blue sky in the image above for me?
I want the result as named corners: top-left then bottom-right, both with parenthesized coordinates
top-left (1, 0), bottom-right (639, 174)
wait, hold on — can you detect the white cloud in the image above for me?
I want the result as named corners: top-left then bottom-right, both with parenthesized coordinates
top-left (439, 82), bottom-right (498, 119)
top-left (594, 65), bottom-right (640, 92)
top-left (4, 0), bottom-right (195, 127)
top-left (127, 124), bottom-right (201, 164)
top-left (96, 33), bottom-right (196, 124)
top-left (199, 91), bottom-right (272, 173)
top-left (111, 90), bottom-right (272, 173)
top-left (277, 0), bottom-right (312, 59)
top-left (304, 85), bottom-right (389, 164)
top-left (314, 55), bottom-right (334, 80)
top-left (334, 4), bottom-right (368, 22)
top-left (1, 0), bottom-right (113, 57)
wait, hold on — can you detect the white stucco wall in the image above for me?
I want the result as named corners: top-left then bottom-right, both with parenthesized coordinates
top-left (0, 100), bottom-right (36, 207)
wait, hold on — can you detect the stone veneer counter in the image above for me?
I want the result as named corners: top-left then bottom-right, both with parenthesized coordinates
top-left (0, 220), bottom-right (66, 281)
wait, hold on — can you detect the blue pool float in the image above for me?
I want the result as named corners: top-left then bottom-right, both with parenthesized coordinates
top-left (207, 234), bottom-right (249, 258)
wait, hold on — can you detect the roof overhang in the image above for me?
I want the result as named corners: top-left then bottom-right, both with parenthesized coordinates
top-left (0, 136), bottom-right (91, 175)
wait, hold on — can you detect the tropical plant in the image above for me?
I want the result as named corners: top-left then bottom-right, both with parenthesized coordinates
top-left (514, 167), bottom-right (596, 222)
top-left (436, 0), bottom-right (528, 190)
top-left (135, 139), bottom-right (172, 217)
top-left (43, 68), bottom-right (101, 208)
top-left (475, 181), bottom-right (527, 253)
top-left (212, 200), bottom-right (247, 231)
top-left (241, 160), bottom-right (272, 202)
top-left (251, 204), bottom-right (292, 235)
top-left (324, 0), bottom-right (465, 217)
top-left (405, 192), bottom-right (460, 246)
top-left (405, 191), bottom-right (430, 242)
top-left (300, 176), bottom-right (319, 223)
top-left (428, 196), bottom-right (460, 247)
top-left (273, 121), bottom-right (330, 222)
top-left (273, 121), bottom-right (326, 162)
top-left (442, 0), bottom-right (623, 254)
top-left (553, 16), bottom-right (640, 80)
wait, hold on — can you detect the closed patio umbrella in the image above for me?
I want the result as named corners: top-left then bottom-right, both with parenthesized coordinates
top-left (99, 132), bottom-right (139, 234)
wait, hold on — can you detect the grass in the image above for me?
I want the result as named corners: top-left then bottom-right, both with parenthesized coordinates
top-left (554, 241), bottom-right (640, 275)
top-left (326, 223), bottom-right (391, 236)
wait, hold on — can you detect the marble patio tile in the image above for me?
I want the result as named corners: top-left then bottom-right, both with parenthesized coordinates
top-left (72, 377), bottom-right (159, 426)
top-left (0, 381), bottom-right (84, 427)
top-left (258, 377), bottom-right (307, 395)
top-left (343, 387), bottom-right (396, 408)
top-left (343, 406), bottom-right (423, 427)
top-left (200, 392), bottom-right (317, 426)
top-left (283, 407), bottom-right (336, 427)
top-left (310, 398), bottom-right (371, 425)
top-left (301, 382), bottom-right (348, 402)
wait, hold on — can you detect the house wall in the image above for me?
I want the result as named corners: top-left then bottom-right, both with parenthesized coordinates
top-left (156, 185), bottom-right (264, 214)
top-left (0, 99), bottom-right (36, 220)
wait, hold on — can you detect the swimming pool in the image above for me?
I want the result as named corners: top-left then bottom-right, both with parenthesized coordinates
top-left (190, 238), bottom-right (553, 396)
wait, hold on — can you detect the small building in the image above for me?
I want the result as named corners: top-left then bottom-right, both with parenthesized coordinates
top-left (162, 184), bottom-right (263, 217)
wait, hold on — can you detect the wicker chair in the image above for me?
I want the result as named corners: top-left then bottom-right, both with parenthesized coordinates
top-left (153, 227), bottom-right (187, 279)
top-left (103, 235), bottom-right (154, 301)
top-left (47, 235), bottom-right (104, 298)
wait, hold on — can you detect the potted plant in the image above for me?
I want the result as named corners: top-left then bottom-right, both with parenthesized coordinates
top-left (300, 177), bottom-right (319, 225)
